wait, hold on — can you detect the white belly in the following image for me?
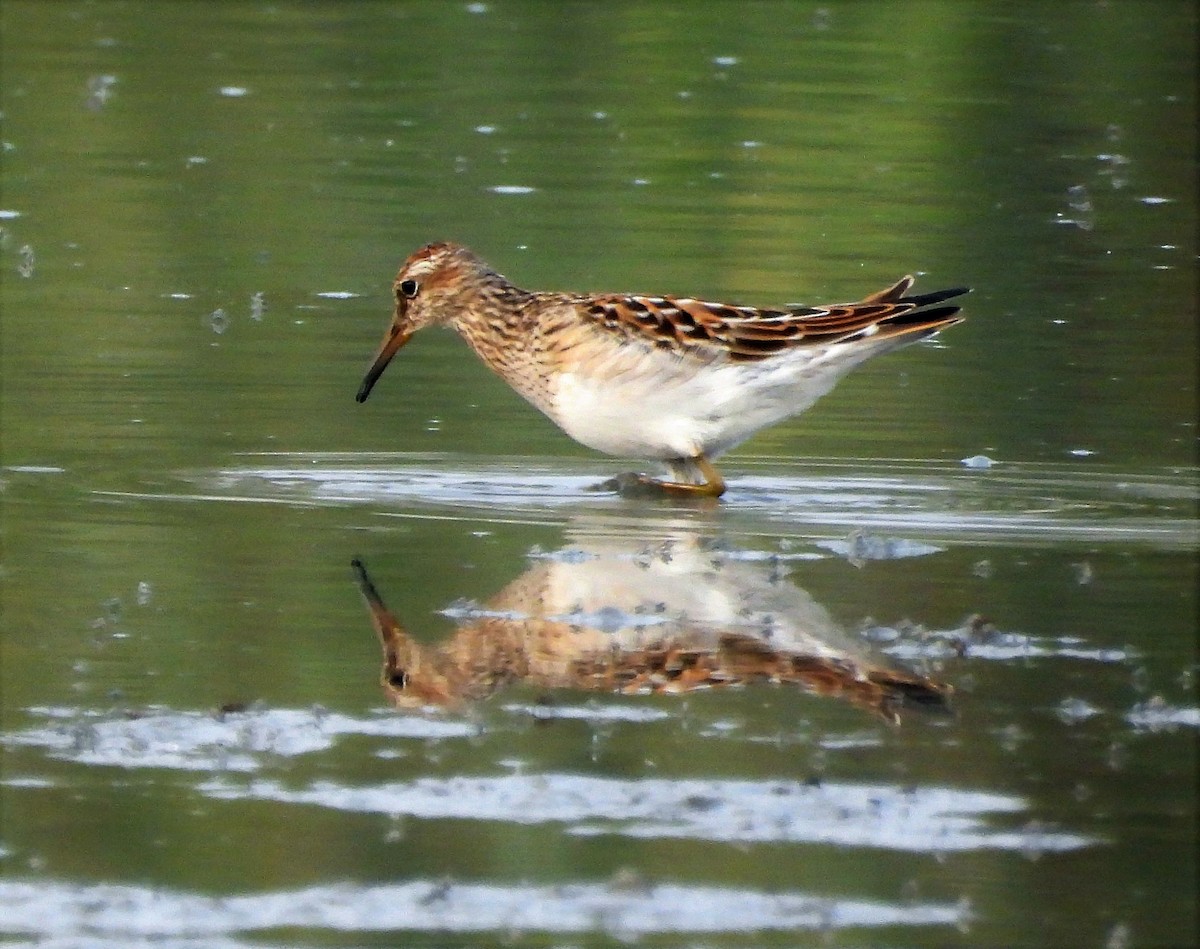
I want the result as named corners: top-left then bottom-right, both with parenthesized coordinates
top-left (549, 351), bottom-right (853, 461)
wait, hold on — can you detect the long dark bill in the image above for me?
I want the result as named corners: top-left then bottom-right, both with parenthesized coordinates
top-left (355, 323), bottom-right (412, 403)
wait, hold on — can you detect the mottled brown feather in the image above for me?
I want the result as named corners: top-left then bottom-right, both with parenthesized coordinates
top-left (359, 242), bottom-right (969, 496)
top-left (580, 277), bottom-right (967, 363)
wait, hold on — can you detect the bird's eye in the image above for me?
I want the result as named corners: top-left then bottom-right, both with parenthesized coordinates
top-left (398, 279), bottom-right (419, 299)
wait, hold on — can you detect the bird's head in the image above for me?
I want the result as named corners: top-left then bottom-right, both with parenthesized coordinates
top-left (355, 241), bottom-right (493, 403)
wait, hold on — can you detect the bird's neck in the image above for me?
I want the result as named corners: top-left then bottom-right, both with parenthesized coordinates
top-left (451, 284), bottom-right (565, 417)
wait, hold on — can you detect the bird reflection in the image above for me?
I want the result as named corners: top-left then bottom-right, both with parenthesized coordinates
top-left (352, 533), bottom-right (952, 723)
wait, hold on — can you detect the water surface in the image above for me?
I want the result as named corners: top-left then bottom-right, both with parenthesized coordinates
top-left (1, 3), bottom-right (1196, 947)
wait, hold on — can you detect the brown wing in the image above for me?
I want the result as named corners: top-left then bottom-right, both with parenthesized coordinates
top-left (582, 275), bottom-right (969, 362)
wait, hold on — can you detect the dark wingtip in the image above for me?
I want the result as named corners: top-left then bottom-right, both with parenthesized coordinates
top-left (906, 286), bottom-right (972, 308)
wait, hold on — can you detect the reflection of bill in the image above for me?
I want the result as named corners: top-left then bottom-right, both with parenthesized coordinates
top-left (352, 538), bottom-right (952, 723)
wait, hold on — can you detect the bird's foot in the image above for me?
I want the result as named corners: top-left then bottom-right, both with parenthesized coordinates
top-left (588, 462), bottom-right (726, 500)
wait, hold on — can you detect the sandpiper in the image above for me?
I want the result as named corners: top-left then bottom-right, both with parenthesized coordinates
top-left (356, 242), bottom-right (967, 497)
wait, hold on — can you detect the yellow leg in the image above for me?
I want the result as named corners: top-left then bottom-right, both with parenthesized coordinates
top-left (637, 455), bottom-right (727, 498)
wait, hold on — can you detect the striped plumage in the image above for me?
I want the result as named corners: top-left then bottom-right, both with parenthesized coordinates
top-left (356, 242), bottom-right (968, 497)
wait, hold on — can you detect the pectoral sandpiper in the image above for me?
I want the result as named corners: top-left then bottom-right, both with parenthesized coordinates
top-left (356, 242), bottom-right (967, 497)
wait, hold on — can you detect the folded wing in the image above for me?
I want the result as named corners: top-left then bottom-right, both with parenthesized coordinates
top-left (583, 275), bottom-right (969, 362)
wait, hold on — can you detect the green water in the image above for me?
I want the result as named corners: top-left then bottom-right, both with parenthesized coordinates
top-left (1, 2), bottom-right (1196, 946)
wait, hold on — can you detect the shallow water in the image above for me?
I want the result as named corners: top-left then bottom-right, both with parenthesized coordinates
top-left (3, 455), bottom-right (1196, 947)
top-left (2, 2), bottom-right (1197, 947)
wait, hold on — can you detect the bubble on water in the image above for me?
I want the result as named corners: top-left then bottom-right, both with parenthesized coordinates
top-left (1055, 697), bottom-right (1101, 725)
top-left (1057, 184), bottom-right (1095, 230)
top-left (1125, 695), bottom-right (1200, 732)
top-left (185, 155), bottom-right (208, 168)
top-left (1019, 819), bottom-right (1048, 861)
top-left (996, 723), bottom-right (1025, 753)
top-left (250, 291), bottom-right (265, 321)
top-left (1072, 561), bottom-right (1094, 585)
top-left (970, 559), bottom-right (993, 579)
top-left (819, 531), bottom-right (942, 565)
top-left (860, 623), bottom-right (899, 644)
top-left (1105, 922), bottom-right (1132, 949)
top-left (1138, 195), bottom-right (1172, 205)
top-left (812, 7), bottom-right (833, 29)
top-left (383, 814), bottom-right (406, 844)
top-left (588, 716), bottom-right (614, 763)
top-left (712, 55), bottom-right (739, 67)
top-left (1069, 448), bottom-right (1096, 457)
top-left (207, 307), bottom-right (229, 334)
top-left (136, 581), bottom-right (152, 606)
top-left (465, 1), bottom-right (488, 12)
top-left (960, 453), bottom-right (995, 469)
top-left (85, 74), bottom-right (117, 110)
top-left (607, 866), bottom-right (650, 895)
top-left (1096, 137), bottom-right (1130, 189)
top-left (1130, 666), bottom-right (1150, 693)
top-left (474, 124), bottom-right (497, 135)
top-left (488, 185), bottom-right (536, 195)
top-left (17, 244), bottom-right (35, 278)
top-left (219, 86), bottom-right (249, 98)
top-left (955, 895), bottom-right (973, 933)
